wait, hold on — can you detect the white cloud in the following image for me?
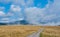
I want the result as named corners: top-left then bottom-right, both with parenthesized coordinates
top-left (10, 5), bottom-right (21, 12)
top-left (25, 7), bottom-right (47, 24)
top-left (24, 0), bottom-right (60, 26)
top-left (1, 18), bottom-right (9, 21)
top-left (0, 11), bottom-right (5, 16)
top-left (0, 17), bottom-right (10, 23)
top-left (41, 0), bottom-right (60, 25)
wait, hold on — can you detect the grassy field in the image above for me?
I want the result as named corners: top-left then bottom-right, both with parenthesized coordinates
top-left (0, 25), bottom-right (41, 37)
top-left (0, 25), bottom-right (60, 37)
top-left (40, 26), bottom-right (60, 37)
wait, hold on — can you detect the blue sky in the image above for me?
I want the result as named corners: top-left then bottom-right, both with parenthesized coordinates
top-left (0, 0), bottom-right (53, 13)
top-left (0, 0), bottom-right (60, 26)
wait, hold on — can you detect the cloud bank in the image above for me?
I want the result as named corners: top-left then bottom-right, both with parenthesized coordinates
top-left (0, 0), bottom-right (60, 26)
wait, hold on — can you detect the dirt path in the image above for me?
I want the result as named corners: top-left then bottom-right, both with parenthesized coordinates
top-left (27, 29), bottom-right (43, 37)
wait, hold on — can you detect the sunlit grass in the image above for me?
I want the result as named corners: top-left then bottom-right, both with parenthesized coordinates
top-left (0, 25), bottom-right (60, 37)
top-left (40, 26), bottom-right (60, 37)
top-left (0, 25), bottom-right (41, 37)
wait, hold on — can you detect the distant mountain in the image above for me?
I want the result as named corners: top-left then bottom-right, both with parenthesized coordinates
top-left (14, 20), bottom-right (29, 25)
top-left (0, 23), bottom-right (7, 25)
top-left (0, 20), bottom-right (29, 25)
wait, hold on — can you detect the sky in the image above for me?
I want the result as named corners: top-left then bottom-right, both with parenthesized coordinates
top-left (0, 0), bottom-right (60, 26)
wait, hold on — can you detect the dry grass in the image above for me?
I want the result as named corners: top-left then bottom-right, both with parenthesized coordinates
top-left (41, 26), bottom-right (60, 37)
top-left (0, 25), bottom-right (41, 37)
top-left (0, 25), bottom-right (60, 37)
